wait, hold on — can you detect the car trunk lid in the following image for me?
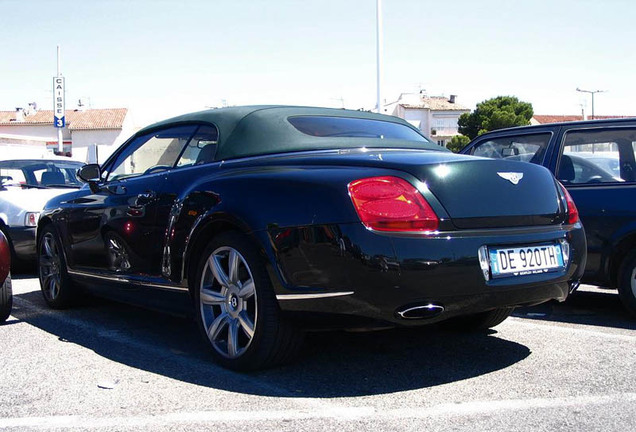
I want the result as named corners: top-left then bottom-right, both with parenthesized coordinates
top-left (408, 158), bottom-right (564, 229)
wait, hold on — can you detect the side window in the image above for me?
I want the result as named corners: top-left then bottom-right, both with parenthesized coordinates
top-left (469, 133), bottom-right (552, 164)
top-left (0, 168), bottom-right (26, 185)
top-left (105, 125), bottom-right (197, 181)
top-left (558, 128), bottom-right (636, 184)
top-left (175, 125), bottom-right (219, 167)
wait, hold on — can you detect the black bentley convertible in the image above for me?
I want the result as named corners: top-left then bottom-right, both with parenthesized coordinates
top-left (37, 106), bottom-right (586, 370)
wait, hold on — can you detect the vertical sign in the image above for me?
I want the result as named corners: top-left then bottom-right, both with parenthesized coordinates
top-left (53, 77), bottom-right (65, 128)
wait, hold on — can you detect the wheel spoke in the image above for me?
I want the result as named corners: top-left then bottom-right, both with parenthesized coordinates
top-left (237, 311), bottom-right (255, 339)
top-left (228, 250), bottom-right (240, 285)
top-left (47, 277), bottom-right (59, 299)
top-left (200, 288), bottom-right (225, 306)
top-left (207, 312), bottom-right (229, 341)
top-left (39, 256), bottom-right (53, 268)
top-left (43, 236), bottom-right (55, 258)
top-left (42, 273), bottom-right (54, 292)
top-left (210, 255), bottom-right (230, 288)
top-left (227, 319), bottom-right (239, 357)
top-left (42, 273), bottom-right (54, 288)
top-left (238, 279), bottom-right (255, 300)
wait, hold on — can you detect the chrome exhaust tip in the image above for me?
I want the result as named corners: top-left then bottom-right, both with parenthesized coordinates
top-left (568, 279), bottom-right (581, 294)
top-left (396, 303), bottom-right (445, 320)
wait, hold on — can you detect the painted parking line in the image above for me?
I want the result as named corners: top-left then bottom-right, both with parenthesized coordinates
top-left (508, 317), bottom-right (636, 342)
top-left (2, 393), bottom-right (635, 429)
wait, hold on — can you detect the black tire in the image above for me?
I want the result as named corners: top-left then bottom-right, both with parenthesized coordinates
top-left (0, 272), bottom-right (12, 322)
top-left (38, 225), bottom-right (77, 309)
top-left (617, 251), bottom-right (636, 318)
top-left (442, 307), bottom-right (515, 332)
top-left (194, 231), bottom-right (303, 371)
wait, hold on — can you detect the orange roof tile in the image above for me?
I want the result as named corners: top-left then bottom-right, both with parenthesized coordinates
top-left (533, 114), bottom-right (633, 124)
top-left (0, 108), bottom-right (128, 130)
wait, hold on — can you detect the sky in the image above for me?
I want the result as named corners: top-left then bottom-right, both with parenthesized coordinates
top-left (1, 0), bottom-right (635, 127)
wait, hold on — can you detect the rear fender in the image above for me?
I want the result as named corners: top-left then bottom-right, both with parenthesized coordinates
top-left (167, 166), bottom-right (406, 288)
top-left (607, 227), bottom-right (636, 287)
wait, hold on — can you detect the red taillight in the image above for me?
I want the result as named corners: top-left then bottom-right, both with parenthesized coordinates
top-left (348, 176), bottom-right (439, 232)
top-left (560, 183), bottom-right (579, 224)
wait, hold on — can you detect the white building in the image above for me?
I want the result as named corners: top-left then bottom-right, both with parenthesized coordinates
top-left (384, 92), bottom-right (470, 147)
top-left (0, 106), bottom-right (133, 163)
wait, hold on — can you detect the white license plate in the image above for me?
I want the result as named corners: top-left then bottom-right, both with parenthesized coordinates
top-left (489, 244), bottom-right (564, 277)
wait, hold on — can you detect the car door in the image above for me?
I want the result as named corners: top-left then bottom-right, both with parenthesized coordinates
top-left (65, 125), bottom-right (198, 277)
top-left (550, 126), bottom-right (636, 284)
top-left (152, 124), bottom-right (220, 280)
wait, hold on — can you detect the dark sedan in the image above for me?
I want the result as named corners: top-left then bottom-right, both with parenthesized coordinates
top-left (461, 118), bottom-right (636, 317)
top-left (37, 106), bottom-right (586, 370)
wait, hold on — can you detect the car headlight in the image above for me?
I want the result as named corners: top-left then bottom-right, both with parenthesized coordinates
top-left (25, 212), bottom-right (40, 227)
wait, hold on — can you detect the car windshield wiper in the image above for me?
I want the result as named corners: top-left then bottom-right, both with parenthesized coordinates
top-left (43, 184), bottom-right (82, 188)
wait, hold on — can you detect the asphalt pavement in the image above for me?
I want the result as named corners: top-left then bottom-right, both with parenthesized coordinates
top-left (0, 274), bottom-right (634, 431)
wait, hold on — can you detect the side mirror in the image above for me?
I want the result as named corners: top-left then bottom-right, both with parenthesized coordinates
top-left (78, 164), bottom-right (102, 193)
top-left (78, 164), bottom-right (101, 183)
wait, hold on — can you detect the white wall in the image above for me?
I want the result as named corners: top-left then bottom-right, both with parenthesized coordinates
top-left (430, 111), bottom-right (463, 136)
top-left (1, 115), bottom-right (136, 164)
top-left (0, 124), bottom-right (71, 141)
top-left (403, 109), bottom-right (429, 135)
top-left (69, 115), bottom-right (135, 163)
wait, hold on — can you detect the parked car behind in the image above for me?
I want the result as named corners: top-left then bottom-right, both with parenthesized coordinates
top-left (461, 118), bottom-right (636, 317)
top-left (37, 106), bottom-right (586, 370)
top-left (0, 158), bottom-right (84, 269)
top-left (0, 230), bottom-right (11, 322)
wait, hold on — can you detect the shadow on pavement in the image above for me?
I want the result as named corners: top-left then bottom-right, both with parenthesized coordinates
top-left (10, 270), bottom-right (38, 280)
top-left (514, 288), bottom-right (636, 330)
top-left (9, 288), bottom-right (530, 398)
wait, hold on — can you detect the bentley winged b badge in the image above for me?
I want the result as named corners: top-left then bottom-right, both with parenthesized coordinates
top-left (497, 172), bottom-right (524, 185)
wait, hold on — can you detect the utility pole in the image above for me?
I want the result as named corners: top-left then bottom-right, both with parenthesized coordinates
top-left (576, 88), bottom-right (606, 120)
top-left (376, 0), bottom-right (383, 113)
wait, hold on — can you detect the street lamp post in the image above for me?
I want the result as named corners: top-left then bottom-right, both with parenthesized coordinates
top-left (376, 0), bottom-right (383, 114)
top-left (576, 88), bottom-right (606, 120)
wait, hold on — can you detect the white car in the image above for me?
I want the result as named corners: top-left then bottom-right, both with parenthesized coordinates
top-left (0, 158), bottom-right (84, 268)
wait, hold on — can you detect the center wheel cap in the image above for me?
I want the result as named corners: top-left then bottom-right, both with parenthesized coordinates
top-left (229, 294), bottom-right (239, 310)
top-left (226, 285), bottom-right (242, 317)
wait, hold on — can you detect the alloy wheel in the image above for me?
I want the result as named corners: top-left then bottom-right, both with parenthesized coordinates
top-left (199, 246), bottom-right (257, 359)
top-left (39, 232), bottom-right (62, 302)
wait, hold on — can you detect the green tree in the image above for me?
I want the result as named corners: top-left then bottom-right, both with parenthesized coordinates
top-left (446, 135), bottom-right (470, 153)
top-left (458, 96), bottom-right (533, 139)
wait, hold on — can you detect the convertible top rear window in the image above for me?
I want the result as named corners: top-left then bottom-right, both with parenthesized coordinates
top-left (288, 116), bottom-right (428, 142)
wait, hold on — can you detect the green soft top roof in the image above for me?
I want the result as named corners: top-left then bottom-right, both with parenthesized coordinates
top-left (142, 105), bottom-right (441, 160)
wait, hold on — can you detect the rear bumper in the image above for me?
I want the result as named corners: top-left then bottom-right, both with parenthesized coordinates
top-left (268, 222), bottom-right (586, 327)
top-left (6, 226), bottom-right (37, 261)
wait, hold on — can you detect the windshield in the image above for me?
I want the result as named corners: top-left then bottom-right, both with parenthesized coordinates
top-left (0, 159), bottom-right (84, 188)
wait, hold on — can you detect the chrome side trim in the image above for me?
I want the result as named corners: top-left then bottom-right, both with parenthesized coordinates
top-left (67, 270), bottom-right (188, 292)
top-left (276, 291), bottom-right (354, 301)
